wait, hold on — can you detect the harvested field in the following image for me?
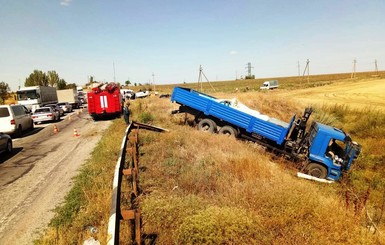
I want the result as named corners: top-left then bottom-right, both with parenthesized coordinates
top-left (281, 78), bottom-right (385, 110)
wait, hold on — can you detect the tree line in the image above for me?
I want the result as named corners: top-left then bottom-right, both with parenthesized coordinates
top-left (25, 70), bottom-right (76, 90)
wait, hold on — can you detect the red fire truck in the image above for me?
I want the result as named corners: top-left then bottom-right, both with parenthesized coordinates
top-left (87, 82), bottom-right (122, 120)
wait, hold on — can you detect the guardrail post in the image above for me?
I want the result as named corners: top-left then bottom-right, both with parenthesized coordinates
top-left (108, 121), bottom-right (167, 245)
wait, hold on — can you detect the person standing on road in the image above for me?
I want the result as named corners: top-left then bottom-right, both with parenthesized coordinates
top-left (123, 96), bottom-right (131, 125)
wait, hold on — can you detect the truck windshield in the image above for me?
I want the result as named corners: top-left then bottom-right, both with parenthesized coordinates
top-left (326, 139), bottom-right (346, 158)
top-left (325, 139), bottom-right (348, 165)
top-left (17, 90), bottom-right (38, 100)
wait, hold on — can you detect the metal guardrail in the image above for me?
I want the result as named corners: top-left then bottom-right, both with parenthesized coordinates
top-left (107, 121), bottom-right (167, 245)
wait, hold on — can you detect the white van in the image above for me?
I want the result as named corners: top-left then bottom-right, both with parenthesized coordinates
top-left (0, 105), bottom-right (34, 137)
top-left (260, 80), bottom-right (279, 90)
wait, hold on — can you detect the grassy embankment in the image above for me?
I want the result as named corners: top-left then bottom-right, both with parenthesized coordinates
top-left (37, 73), bottom-right (385, 244)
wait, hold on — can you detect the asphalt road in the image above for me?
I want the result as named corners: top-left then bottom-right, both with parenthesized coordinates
top-left (0, 109), bottom-right (112, 244)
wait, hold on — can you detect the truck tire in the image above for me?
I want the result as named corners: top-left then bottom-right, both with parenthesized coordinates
top-left (218, 125), bottom-right (237, 137)
top-left (198, 118), bottom-right (217, 133)
top-left (305, 163), bottom-right (327, 179)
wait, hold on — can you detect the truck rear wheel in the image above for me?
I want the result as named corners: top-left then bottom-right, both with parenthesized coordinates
top-left (218, 125), bottom-right (237, 137)
top-left (198, 118), bottom-right (217, 133)
top-left (305, 163), bottom-right (327, 179)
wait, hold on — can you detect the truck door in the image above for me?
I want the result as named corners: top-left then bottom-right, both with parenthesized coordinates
top-left (325, 139), bottom-right (347, 166)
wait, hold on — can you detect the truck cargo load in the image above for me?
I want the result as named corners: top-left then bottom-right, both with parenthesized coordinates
top-left (57, 88), bottom-right (80, 109)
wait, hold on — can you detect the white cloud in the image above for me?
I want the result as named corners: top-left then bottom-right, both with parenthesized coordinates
top-left (229, 51), bottom-right (238, 55)
top-left (60, 0), bottom-right (72, 6)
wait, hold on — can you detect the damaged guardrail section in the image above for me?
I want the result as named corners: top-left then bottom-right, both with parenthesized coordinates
top-left (107, 121), bottom-right (167, 245)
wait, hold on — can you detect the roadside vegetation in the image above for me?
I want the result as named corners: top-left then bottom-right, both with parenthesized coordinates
top-left (37, 74), bottom-right (385, 244)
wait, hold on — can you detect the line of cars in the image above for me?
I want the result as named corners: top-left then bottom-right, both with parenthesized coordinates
top-left (0, 102), bottom-right (74, 155)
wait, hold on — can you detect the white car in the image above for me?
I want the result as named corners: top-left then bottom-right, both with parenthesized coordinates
top-left (135, 90), bottom-right (149, 98)
top-left (31, 107), bottom-right (60, 124)
top-left (0, 104), bottom-right (34, 137)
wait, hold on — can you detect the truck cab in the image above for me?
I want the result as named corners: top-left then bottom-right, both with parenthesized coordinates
top-left (307, 122), bottom-right (361, 180)
top-left (17, 86), bottom-right (58, 112)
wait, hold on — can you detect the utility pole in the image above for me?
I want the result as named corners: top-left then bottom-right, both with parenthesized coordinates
top-left (351, 59), bottom-right (357, 79)
top-left (375, 59), bottom-right (379, 75)
top-left (152, 72), bottom-right (156, 93)
top-left (307, 59), bottom-right (310, 83)
top-left (197, 65), bottom-right (215, 92)
top-left (297, 61), bottom-right (301, 78)
top-left (197, 66), bottom-right (202, 91)
top-left (302, 59), bottom-right (310, 83)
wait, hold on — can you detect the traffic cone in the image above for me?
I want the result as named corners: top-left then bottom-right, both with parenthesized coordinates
top-left (73, 128), bottom-right (80, 137)
top-left (53, 125), bottom-right (59, 134)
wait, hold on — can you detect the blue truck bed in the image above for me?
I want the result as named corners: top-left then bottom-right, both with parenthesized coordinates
top-left (171, 87), bottom-right (295, 145)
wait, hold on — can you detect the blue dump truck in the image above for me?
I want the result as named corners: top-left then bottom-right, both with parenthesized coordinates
top-left (171, 87), bottom-right (361, 181)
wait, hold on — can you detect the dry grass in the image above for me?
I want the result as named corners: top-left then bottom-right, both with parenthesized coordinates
top-left (36, 76), bottom-right (385, 244)
top-left (138, 120), bottom-right (379, 244)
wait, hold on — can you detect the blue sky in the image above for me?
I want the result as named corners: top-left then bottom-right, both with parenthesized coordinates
top-left (1, 0), bottom-right (384, 91)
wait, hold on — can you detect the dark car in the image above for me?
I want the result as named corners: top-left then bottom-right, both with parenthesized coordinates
top-left (0, 133), bottom-right (12, 154)
top-left (57, 102), bottom-right (73, 113)
top-left (45, 103), bottom-right (65, 116)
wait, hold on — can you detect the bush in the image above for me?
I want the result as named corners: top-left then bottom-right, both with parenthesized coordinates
top-left (141, 195), bottom-right (208, 243)
top-left (138, 112), bottom-right (154, 123)
top-left (176, 206), bottom-right (268, 244)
